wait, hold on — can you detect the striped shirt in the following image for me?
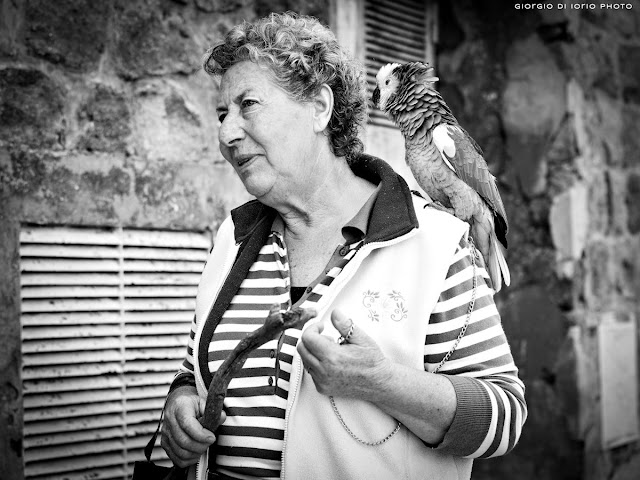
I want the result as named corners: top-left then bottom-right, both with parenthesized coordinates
top-left (205, 230), bottom-right (361, 479)
top-left (424, 235), bottom-right (526, 458)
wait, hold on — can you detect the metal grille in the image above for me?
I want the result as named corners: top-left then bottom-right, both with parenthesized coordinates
top-left (20, 225), bottom-right (211, 479)
top-left (364, 0), bottom-right (436, 128)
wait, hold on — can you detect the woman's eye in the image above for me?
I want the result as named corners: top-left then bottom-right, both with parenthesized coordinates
top-left (218, 113), bottom-right (227, 122)
top-left (241, 99), bottom-right (258, 108)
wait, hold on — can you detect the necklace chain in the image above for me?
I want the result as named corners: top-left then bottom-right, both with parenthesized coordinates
top-left (329, 396), bottom-right (402, 446)
top-left (434, 237), bottom-right (477, 374)
top-left (329, 236), bottom-right (478, 444)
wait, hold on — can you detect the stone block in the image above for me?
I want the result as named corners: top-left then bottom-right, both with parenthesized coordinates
top-left (562, 27), bottom-right (618, 99)
top-left (132, 80), bottom-right (208, 164)
top-left (0, 0), bottom-right (22, 58)
top-left (550, 182), bottom-right (589, 262)
top-left (626, 173), bottom-right (640, 234)
top-left (195, 0), bottom-right (249, 13)
top-left (588, 173), bottom-right (611, 235)
top-left (598, 317), bottom-right (639, 450)
top-left (606, 170), bottom-right (628, 236)
top-left (544, 117), bottom-right (579, 198)
top-left (615, 236), bottom-right (640, 300)
top-left (585, 240), bottom-right (615, 309)
top-left (81, 167), bottom-right (131, 198)
top-left (74, 167), bottom-right (133, 221)
top-left (622, 106), bottom-right (640, 167)
top-left (165, 92), bottom-right (201, 127)
top-left (500, 286), bottom-right (566, 379)
top-left (611, 455), bottom-right (640, 480)
top-left (17, 163), bottom-right (80, 224)
top-left (594, 90), bottom-right (623, 166)
top-left (0, 68), bottom-right (65, 149)
top-left (620, 45), bottom-right (640, 105)
top-left (16, 152), bottom-right (142, 226)
top-left (3, 148), bottom-right (52, 196)
top-left (77, 85), bottom-right (131, 153)
top-left (25, 0), bottom-right (109, 73)
top-left (582, 8), bottom-right (637, 39)
top-left (437, 0), bottom-right (465, 53)
top-left (112, 0), bottom-right (201, 80)
top-left (506, 132), bottom-right (549, 198)
top-left (503, 34), bottom-right (566, 198)
top-left (132, 161), bottom-right (246, 230)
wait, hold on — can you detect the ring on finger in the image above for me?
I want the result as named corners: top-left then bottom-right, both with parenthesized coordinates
top-left (337, 320), bottom-right (355, 345)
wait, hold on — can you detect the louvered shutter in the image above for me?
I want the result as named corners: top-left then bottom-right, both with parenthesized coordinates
top-left (364, 0), bottom-right (437, 128)
top-left (20, 225), bottom-right (211, 479)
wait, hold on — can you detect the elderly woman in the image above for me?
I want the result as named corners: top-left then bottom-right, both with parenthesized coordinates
top-left (162, 12), bottom-right (526, 480)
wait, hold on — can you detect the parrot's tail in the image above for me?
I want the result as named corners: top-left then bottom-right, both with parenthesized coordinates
top-left (489, 234), bottom-right (511, 293)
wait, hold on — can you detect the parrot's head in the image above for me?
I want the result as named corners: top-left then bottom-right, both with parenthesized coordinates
top-left (373, 62), bottom-right (440, 113)
top-left (372, 63), bottom-right (401, 112)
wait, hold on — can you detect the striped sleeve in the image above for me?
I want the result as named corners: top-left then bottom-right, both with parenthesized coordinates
top-left (168, 313), bottom-right (197, 393)
top-left (424, 235), bottom-right (527, 458)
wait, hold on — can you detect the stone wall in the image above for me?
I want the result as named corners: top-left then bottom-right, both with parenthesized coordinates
top-left (1, 0), bottom-right (639, 479)
top-left (0, 0), bottom-right (327, 477)
top-left (437, 1), bottom-right (640, 479)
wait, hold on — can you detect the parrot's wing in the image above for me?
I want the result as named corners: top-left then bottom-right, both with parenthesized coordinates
top-left (433, 124), bottom-right (509, 246)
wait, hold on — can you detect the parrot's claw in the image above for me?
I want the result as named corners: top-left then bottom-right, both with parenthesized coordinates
top-left (426, 201), bottom-right (455, 216)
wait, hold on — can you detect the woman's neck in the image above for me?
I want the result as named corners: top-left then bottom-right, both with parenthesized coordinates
top-left (277, 156), bottom-right (376, 241)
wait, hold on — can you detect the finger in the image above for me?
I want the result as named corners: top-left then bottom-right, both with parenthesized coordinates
top-left (331, 309), bottom-right (368, 345)
top-left (181, 411), bottom-right (217, 445)
top-left (195, 401), bottom-right (227, 427)
top-left (166, 417), bottom-right (212, 455)
top-left (300, 325), bottom-right (336, 358)
top-left (304, 318), bottom-right (325, 335)
top-left (297, 337), bottom-right (322, 371)
top-left (161, 427), bottom-right (202, 466)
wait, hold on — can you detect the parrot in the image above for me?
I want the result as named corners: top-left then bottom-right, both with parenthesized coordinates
top-left (372, 62), bottom-right (510, 292)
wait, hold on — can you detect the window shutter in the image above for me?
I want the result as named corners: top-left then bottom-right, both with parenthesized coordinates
top-left (20, 225), bottom-right (211, 479)
top-left (364, 0), bottom-right (438, 128)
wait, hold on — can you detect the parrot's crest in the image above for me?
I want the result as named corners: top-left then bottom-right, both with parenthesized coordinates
top-left (376, 63), bottom-right (401, 84)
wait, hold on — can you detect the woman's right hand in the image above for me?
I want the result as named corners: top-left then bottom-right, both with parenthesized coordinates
top-left (161, 387), bottom-right (221, 468)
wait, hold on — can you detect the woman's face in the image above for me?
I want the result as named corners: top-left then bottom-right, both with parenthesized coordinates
top-left (217, 61), bottom-right (319, 203)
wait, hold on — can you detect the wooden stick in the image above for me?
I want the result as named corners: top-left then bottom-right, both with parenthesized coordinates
top-left (201, 305), bottom-right (316, 432)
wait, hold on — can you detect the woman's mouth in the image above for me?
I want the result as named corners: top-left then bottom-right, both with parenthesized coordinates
top-left (236, 155), bottom-right (257, 168)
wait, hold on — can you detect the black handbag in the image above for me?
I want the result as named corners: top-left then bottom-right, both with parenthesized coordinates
top-left (131, 409), bottom-right (189, 480)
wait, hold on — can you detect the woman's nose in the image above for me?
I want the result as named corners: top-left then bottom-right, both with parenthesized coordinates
top-left (218, 111), bottom-right (245, 147)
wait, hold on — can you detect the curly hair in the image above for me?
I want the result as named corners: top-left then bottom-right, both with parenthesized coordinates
top-left (203, 12), bottom-right (367, 164)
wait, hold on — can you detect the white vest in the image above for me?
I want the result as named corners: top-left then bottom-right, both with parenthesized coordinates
top-left (191, 196), bottom-right (471, 480)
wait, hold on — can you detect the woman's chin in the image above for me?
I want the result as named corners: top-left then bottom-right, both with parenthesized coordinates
top-left (240, 177), bottom-right (274, 201)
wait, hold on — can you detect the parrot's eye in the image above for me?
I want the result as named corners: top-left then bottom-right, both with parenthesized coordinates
top-left (385, 79), bottom-right (390, 85)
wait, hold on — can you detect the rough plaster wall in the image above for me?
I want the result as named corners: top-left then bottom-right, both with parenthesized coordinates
top-left (438, 1), bottom-right (640, 479)
top-left (0, 0), bottom-right (328, 477)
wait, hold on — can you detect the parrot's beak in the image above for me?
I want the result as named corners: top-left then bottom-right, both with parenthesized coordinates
top-left (371, 87), bottom-right (380, 109)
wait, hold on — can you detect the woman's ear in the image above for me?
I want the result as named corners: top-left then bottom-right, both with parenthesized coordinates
top-left (312, 84), bottom-right (334, 133)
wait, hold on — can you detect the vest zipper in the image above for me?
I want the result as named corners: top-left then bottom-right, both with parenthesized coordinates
top-left (279, 229), bottom-right (417, 479)
top-left (195, 241), bottom-right (241, 480)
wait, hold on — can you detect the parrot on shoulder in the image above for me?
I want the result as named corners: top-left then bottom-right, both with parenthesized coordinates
top-left (372, 61), bottom-right (510, 292)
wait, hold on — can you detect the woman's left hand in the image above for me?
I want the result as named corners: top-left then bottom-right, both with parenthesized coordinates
top-left (297, 308), bottom-right (391, 398)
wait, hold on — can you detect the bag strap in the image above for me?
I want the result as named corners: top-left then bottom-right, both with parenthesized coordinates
top-left (144, 407), bottom-right (164, 462)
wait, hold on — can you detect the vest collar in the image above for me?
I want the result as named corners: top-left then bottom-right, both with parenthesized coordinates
top-left (229, 154), bottom-right (419, 244)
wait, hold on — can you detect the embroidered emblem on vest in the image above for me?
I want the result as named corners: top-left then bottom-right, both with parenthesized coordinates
top-left (362, 290), bottom-right (408, 322)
